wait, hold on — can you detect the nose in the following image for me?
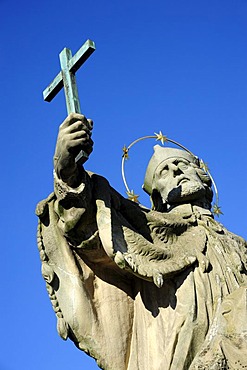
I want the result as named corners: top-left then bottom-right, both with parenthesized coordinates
top-left (170, 164), bottom-right (183, 177)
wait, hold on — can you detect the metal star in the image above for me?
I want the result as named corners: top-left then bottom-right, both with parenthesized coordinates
top-left (127, 190), bottom-right (139, 203)
top-left (122, 145), bottom-right (129, 159)
top-left (212, 204), bottom-right (223, 217)
top-left (155, 131), bottom-right (168, 145)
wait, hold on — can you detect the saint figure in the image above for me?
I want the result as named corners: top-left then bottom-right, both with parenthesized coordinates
top-left (36, 113), bottom-right (247, 370)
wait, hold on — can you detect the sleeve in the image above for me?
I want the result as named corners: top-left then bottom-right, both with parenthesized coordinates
top-left (53, 169), bottom-right (93, 234)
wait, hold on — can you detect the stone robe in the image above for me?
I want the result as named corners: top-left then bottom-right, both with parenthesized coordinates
top-left (36, 170), bottom-right (247, 370)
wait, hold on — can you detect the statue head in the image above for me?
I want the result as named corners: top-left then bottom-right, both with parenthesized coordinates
top-left (143, 145), bottom-right (213, 211)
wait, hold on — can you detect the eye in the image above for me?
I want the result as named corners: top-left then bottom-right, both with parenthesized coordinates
top-left (160, 164), bottom-right (169, 176)
top-left (178, 162), bottom-right (189, 171)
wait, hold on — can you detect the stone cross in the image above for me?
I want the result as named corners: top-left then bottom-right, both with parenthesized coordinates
top-left (43, 39), bottom-right (96, 160)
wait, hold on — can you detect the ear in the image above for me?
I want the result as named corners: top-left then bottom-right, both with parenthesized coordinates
top-left (151, 189), bottom-right (167, 212)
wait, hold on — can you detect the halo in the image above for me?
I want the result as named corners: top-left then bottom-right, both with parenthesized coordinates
top-left (121, 131), bottom-right (222, 216)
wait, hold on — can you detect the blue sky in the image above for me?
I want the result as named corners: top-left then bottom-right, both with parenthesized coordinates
top-left (1, 1), bottom-right (247, 369)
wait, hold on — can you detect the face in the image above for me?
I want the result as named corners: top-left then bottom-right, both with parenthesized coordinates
top-left (153, 157), bottom-right (206, 204)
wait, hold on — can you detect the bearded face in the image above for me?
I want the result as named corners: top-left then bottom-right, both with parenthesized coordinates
top-left (153, 158), bottom-right (206, 205)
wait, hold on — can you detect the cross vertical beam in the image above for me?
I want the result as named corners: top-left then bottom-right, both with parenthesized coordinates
top-left (59, 48), bottom-right (81, 114)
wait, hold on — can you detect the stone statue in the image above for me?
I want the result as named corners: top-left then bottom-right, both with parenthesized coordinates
top-left (36, 113), bottom-right (247, 370)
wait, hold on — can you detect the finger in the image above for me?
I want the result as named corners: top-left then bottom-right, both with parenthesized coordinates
top-left (87, 119), bottom-right (93, 130)
top-left (60, 113), bottom-right (88, 129)
top-left (68, 130), bottom-right (89, 141)
top-left (68, 138), bottom-right (86, 148)
top-left (63, 121), bottom-right (92, 136)
top-left (69, 121), bottom-right (90, 134)
top-left (68, 139), bottom-right (93, 156)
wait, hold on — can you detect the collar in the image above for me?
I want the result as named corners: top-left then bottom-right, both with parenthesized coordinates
top-left (168, 203), bottom-right (213, 219)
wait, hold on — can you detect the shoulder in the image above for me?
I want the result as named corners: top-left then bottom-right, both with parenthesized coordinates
top-left (36, 192), bottom-right (55, 218)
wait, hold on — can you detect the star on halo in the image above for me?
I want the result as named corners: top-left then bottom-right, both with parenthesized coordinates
top-left (155, 131), bottom-right (168, 145)
top-left (122, 145), bottom-right (129, 159)
top-left (212, 204), bottom-right (223, 217)
top-left (127, 190), bottom-right (139, 203)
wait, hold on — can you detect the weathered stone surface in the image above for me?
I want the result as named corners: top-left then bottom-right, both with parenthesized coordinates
top-left (36, 113), bottom-right (247, 369)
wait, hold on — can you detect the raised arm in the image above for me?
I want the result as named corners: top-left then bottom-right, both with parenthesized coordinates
top-left (54, 113), bottom-right (93, 188)
top-left (52, 113), bottom-right (94, 234)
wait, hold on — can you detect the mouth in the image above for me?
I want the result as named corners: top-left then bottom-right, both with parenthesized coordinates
top-left (177, 177), bottom-right (190, 186)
